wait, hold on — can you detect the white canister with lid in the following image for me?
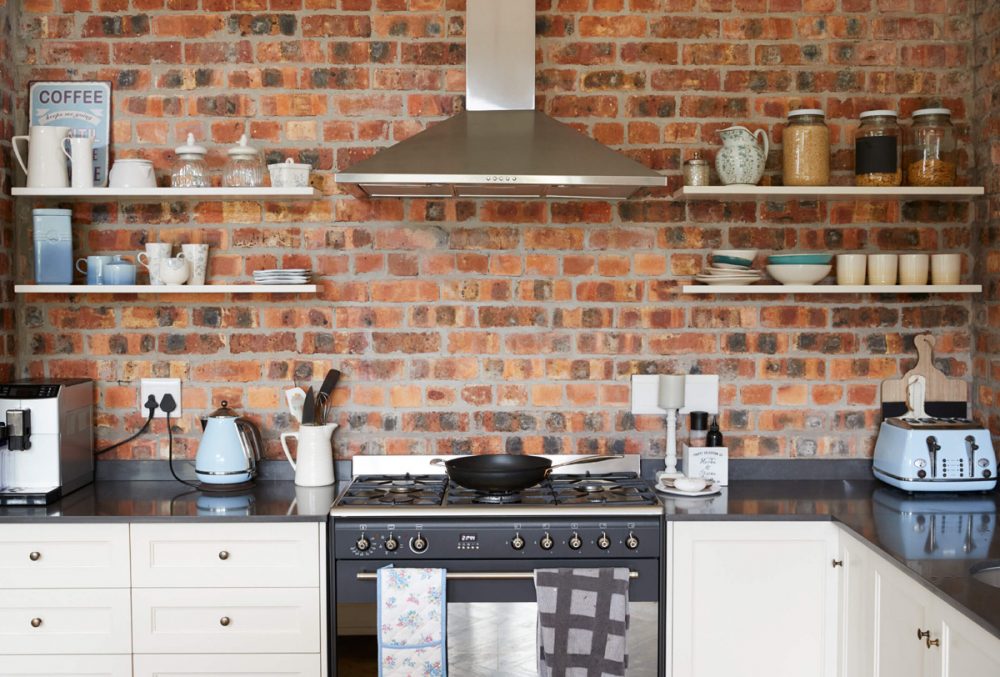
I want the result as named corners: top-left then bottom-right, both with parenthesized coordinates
top-left (268, 158), bottom-right (312, 188)
top-left (33, 208), bottom-right (73, 284)
top-left (172, 133), bottom-right (209, 188)
top-left (224, 134), bottom-right (264, 187)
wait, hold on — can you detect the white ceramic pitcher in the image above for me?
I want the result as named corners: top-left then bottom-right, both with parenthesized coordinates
top-left (281, 423), bottom-right (337, 487)
top-left (12, 126), bottom-right (71, 188)
top-left (715, 126), bottom-right (769, 186)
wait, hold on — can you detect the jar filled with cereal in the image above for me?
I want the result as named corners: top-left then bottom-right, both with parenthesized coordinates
top-left (782, 109), bottom-right (830, 186)
top-left (855, 110), bottom-right (901, 187)
top-left (906, 108), bottom-right (956, 186)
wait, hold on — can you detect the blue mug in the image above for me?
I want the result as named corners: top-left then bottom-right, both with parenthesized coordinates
top-left (103, 256), bottom-right (136, 285)
top-left (75, 255), bottom-right (114, 285)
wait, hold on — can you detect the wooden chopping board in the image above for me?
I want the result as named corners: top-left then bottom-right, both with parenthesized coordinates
top-left (881, 333), bottom-right (967, 406)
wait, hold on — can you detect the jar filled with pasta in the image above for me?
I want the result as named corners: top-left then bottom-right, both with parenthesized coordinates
top-left (855, 110), bottom-right (901, 186)
top-left (906, 108), bottom-right (956, 186)
top-left (782, 109), bottom-right (830, 186)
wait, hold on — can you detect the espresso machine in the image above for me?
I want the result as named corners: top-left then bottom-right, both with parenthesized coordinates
top-left (0, 378), bottom-right (94, 505)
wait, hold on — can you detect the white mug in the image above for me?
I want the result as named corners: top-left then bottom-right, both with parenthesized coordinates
top-left (867, 254), bottom-right (898, 286)
top-left (62, 135), bottom-right (95, 189)
top-left (181, 244), bottom-right (209, 285)
top-left (109, 159), bottom-right (156, 188)
top-left (12, 125), bottom-right (71, 188)
top-left (931, 254), bottom-right (961, 285)
top-left (281, 423), bottom-right (337, 487)
top-left (835, 254), bottom-right (867, 285)
top-left (159, 257), bottom-right (190, 285)
top-left (899, 254), bottom-right (930, 285)
top-left (137, 242), bottom-right (173, 285)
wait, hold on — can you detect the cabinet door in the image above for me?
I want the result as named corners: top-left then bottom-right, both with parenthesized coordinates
top-left (669, 521), bottom-right (839, 677)
top-left (133, 654), bottom-right (322, 676)
top-left (873, 560), bottom-right (935, 677)
top-left (0, 655), bottom-right (133, 677)
top-left (838, 530), bottom-right (876, 677)
top-left (0, 524), bottom-right (130, 589)
top-left (940, 606), bottom-right (1000, 677)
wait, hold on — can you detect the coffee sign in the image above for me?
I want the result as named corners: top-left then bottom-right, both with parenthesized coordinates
top-left (28, 81), bottom-right (111, 186)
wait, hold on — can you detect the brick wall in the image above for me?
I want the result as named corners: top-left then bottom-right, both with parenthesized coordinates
top-left (972, 0), bottom-right (1000, 440)
top-left (10, 0), bottom-right (979, 463)
top-left (0, 0), bottom-right (16, 382)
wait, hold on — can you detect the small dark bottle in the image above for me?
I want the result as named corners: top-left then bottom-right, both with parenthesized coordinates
top-left (706, 416), bottom-right (724, 447)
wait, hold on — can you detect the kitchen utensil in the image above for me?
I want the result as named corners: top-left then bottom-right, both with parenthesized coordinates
top-left (12, 125), bottom-right (71, 187)
top-left (102, 256), bottom-right (137, 285)
top-left (316, 369), bottom-right (342, 423)
top-left (158, 256), bottom-right (190, 285)
top-left (931, 254), bottom-right (961, 285)
top-left (280, 423), bottom-right (338, 487)
top-left (32, 209), bottom-right (73, 284)
top-left (62, 134), bottom-right (94, 188)
top-left (302, 387), bottom-right (316, 425)
top-left (867, 254), bottom-right (898, 285)
top-left (181, 244), bottom-right (209, 285)
top-left (172, 133), bottom-right (209, 188)
top-left (836, 254), bottom-right (867, 285)
top-left (109, 159), bottom-right (156, 188)
top-left (430, 453), bottom-right (624, 493)
top-left (899, 254), bottom-right (930, 285)
top-left (285, 387), bottom-right (306, 423)
top-left (881, 334), bottom-right (967, 410)
top-left (196, 401), bottom-right (263, 486)
top-left (76, 255), bottom-right (115, 285)
top-left (268, 158), bottom-right (311, 187)
top-left (767, 254), bottom-right (833, 265)
top-left (766, 264), bottom-right (832, 285)
top-left (138, 243), bottom-right (173, 285)
top-left (715, 126), bottom-right (768, 185)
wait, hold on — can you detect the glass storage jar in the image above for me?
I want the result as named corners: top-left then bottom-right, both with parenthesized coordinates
top-left (224, 134), bottom-right (264, 188)
top-left (855, 110), bottom-right (901, 186)
top-left (171, 133), bottom-right (209, 188)
top-left (906, 108), bottom-right (956, 186)
top-left (782, 108), bottom-right (830, 186)
top-left (683, 152), bottom-right (710, 186)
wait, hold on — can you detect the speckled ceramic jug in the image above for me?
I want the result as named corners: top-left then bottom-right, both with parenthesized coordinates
top-left (715, 126), bottom-right (769, 185)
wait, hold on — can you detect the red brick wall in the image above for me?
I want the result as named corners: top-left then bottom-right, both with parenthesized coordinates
top-left (0, 0), bottom-right (16, 382)
top-left (11, 1), bottom-right (978, 462)
top-left (972, 0), bottom-right (1000, 439)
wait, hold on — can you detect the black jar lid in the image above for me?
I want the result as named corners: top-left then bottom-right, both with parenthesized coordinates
top-left (689, 411), bottom-right (709, 430)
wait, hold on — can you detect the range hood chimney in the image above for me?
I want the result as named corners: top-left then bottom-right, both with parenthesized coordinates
top-left (335, 0), bottom-right (666, 200)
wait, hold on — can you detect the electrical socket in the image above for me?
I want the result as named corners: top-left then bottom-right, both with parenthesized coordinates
top-left (140, 378), bottom-right (182, 419)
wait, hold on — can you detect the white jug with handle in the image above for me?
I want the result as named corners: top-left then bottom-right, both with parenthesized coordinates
top-left (12, 126), bottom-right (71, 188)
top-left (281, 423), bottom-right (337, 487)
top-left (715, 126), bottom-right (769, 185)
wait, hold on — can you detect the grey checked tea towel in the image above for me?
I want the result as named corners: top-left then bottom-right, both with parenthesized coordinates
top-left (534, 567), bottom-right (630, 677)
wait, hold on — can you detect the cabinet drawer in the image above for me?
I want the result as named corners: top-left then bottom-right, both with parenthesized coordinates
top-left (0, 655), bottom-right (133, 676)
top-left (130, 523), bottom-right (319, 588)
top-left (132, 587), bottom-right (321, 654)
top-left (0, 589), bottom-right (132, 655)
top-left (0, 524), bottom-right (130, 589)
top-left (134, 654), bottom-right (322, 676)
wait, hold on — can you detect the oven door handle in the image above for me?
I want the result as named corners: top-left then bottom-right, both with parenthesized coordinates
top-left (356, 570), bottom-right (639, 581)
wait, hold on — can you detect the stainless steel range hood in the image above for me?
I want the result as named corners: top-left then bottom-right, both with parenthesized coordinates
top-left (335, 0), bottom-right (666, 200)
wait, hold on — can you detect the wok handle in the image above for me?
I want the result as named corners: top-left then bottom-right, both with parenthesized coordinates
top-left (548, 454), bottom-right (625, 471)
top-left (429, 457), bottom-right (446, 466)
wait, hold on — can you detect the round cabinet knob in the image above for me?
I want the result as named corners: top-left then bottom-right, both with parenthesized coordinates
top-left (511, 534), bottom-right (525, 551)
top-left (625, 532), bottom-right (639, 550)
top-left (597, 532), bottom-right (611, 550)
top-left (568, 533), bottom-right (582, 550)
top-left (218, 550), bottom-right (230, 561)
top-left (384, 536), bottom-right (399, 552)
top-left (411, 534), bottom-right (428, 553)
top-left (355, 536), bottom-right (371, 552)
top-left (540, 532), bottom-right (554, 550)
top-left (220, 616), bottom-right (231, 627)
top-left (30, 618), bottom-right (42, 628)
top-left (28, 551), bottom-right (41, 562)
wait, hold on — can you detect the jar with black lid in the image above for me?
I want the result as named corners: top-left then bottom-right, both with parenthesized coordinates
top-left (855, 110), bottom-right (901, 186)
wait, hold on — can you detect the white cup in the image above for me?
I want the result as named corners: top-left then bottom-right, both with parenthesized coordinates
top-left (899, 254), bottom-right (930, 285)
top-left (159, 257), bottom-right (190, 285)
top-left (931, 253), bottom-right (961, 285)
top-left (867, 254), bottom-right (898, 286)
top-left (835, 254), bottom-right (867, 285)
top-left (62, 135), bottom-right (94, 189)
top-left (137, 242), bottom-right (173, 285)
top-left (181, 244), bottom-right (209, 285)
top-left (109, 159), bottom-right (156, 188)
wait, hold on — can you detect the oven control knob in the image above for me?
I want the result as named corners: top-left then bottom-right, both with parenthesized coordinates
top-left (384, 536), bottom-right (399, 552)
top-left (411, 534), bottom-right (428, 553)
top-left (355, 536), bottom-right (370, 552)
top-left (625, 532), bottom-right (640, 550)
top-left (511, 534), bottom-right (525, 551)
top-left (597, 532), bottom-right (611, 550)
top-left (540, 533), bottom-right (554, 550)
top-left (568, 533), bottom-right (583, 550)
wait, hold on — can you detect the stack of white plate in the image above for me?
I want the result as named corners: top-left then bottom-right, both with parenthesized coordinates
top-left (253, 269), bottom-right (312, 285)
top-left (693, 249), bottom-right (762, 286)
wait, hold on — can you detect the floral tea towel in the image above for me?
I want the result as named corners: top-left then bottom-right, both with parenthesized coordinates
top-left (378, 566), bottom-right (447, 677)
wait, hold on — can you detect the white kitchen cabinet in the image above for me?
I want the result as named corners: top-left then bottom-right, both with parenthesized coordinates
top-left (940, 604), bottom-right (1000, 676)
top-left (0, 655), bottom-right (133, 676)
top-left (133, 654), bottom-right (323, 676)
top-left (873, 557), bottom-right (936, 677)
top-left (0, 588), bottom-right (132, 655)
top-left (837, 530), bottom-right (876, 677)
top-left (0, 524), bottom-right (130, 589)
top-left (668, 521), bottom-right (840, 677)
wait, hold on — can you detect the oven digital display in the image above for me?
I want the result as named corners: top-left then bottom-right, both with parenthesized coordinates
top-left (460, 533), bottom-right (477, 542)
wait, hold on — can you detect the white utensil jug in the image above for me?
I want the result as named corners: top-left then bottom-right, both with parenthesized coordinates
top-left (281, 423), bottom-right (337, 487)
top-left (12, 125), bottom-right (71, 188)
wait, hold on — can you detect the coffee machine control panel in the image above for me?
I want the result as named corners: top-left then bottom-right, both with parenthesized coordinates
top-left (0, 384), bottom-right (61, 399)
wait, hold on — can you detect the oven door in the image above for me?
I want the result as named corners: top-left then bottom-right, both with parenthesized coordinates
top-left (333, 558), bottom-right (662, 676)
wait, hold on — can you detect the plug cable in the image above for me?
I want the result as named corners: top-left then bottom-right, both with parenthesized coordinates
top-left (95, 394), bottom-right (158, 456)
top-left (162, 394), bottom-right (199, 489)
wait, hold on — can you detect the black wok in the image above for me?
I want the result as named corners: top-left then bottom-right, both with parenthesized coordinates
top-left (431, 454), bottom-right (624, 493)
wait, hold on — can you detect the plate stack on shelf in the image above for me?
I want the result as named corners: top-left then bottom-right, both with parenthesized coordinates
top-left (252, 268), bottom-right (312, 285)
top-left (693, 249), bottom-right (762, 286)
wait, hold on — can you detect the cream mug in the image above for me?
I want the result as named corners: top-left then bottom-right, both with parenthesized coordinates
top-left (931, 254), bottom-right (961, 285)
top-left (159, 257), bottom-right (190, 285)
top-left (899, 254), bottom-right (930, 285)
top-left (137, 242), bottom-right (173, 285)
top-left (835, 254), bottom-right (867, 285)
top-left (867, 254), bottom-right (898, 286)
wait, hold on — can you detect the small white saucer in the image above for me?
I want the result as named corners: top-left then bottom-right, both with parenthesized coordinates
top-left (654, 481), bottom-right (722, 497)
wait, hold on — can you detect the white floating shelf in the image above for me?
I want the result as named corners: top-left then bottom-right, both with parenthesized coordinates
top-left (683, 284), bottom-right (982, 295)
top-left (15, 284), bottom-right (318, 294)
top-left (12, 187), bottom-right (321, 200)
top-left (674, 185), bottom-right (984, 200)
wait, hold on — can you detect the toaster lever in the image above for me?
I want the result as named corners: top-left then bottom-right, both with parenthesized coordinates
top-left (965, 435), bottom-right (979, 478)
top-left (926, 436), bottom-right (940, 478)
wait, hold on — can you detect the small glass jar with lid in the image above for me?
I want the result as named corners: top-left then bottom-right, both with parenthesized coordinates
top-left (224, 134), bottom-right (265, 188)
top-left (906, 108), bottom-right (956, 186)
top-left (171, 133), bottom-right (209, 188)
top-left (855, 110), bottom-right (901, 186)
top-left (782, 108), bottom-right (830, 186)
top-left (683, 152), bottom-right (710, 186)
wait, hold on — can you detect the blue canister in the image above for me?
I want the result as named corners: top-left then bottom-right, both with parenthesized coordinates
top-left (33, 209), bottom-right (73, 284)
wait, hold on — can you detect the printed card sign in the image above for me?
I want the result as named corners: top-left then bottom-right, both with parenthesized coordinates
top-left (28, 81), bottom-right (112, 186)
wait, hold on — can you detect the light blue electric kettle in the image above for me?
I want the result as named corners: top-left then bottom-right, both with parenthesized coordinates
top-left (195, 401), bottom-right (263, 485)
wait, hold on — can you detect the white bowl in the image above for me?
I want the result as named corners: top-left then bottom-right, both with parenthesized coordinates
top-left (766, 264), bottom-right (833, 285)
top-left (673, 477), bottom-right (708, 492)
top-left (711, 249), bottom-right (758, 262)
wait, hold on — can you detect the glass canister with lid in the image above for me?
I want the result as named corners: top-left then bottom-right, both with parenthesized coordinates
top-left (683, 152), bottom-right (710, 186)
top-left (224, 134), bottom-right (265, 187)
top-left (855, 110), bottom-right (902, 186)
top-left (782, 108), bottom-right (830, 186)
top-left (906, 108), bottom-right (956, 186)
top-left (171, 133), bottom-right (210, 188)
